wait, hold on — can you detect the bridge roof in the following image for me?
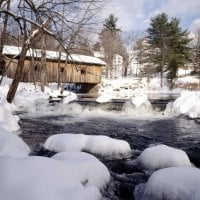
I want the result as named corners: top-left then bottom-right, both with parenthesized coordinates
top-left (3, 45), bottom-right (106, 66)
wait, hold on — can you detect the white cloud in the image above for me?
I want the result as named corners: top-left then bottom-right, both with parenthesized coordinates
top-left (109, 0), bottom-right (146, 32)
top-left (189, 18), bottom-right (200, 33)
top-left (159, 0), bottom-right (200, 16)
top-left (104, 0), bottom-right (200, 33)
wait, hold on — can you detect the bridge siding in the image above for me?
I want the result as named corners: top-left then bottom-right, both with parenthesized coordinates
top-left (5, 58), bottom-right (102, 84)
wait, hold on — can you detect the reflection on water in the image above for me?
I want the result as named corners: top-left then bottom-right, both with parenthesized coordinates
top-left (19, 111), bottom-right (200, 200)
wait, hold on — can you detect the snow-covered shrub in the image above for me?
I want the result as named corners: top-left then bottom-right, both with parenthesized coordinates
top-left (136, 144), bottom-right (191, 170)
top-left (134, 167), bottom-right (200, 200)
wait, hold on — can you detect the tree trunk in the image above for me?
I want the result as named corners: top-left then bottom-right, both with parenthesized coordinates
top-left (40, 34), bottom-right (47, 92)
top-left (57, 51), bottom-right (62, 89)
top-left (160, 50), bottom-right (164, 88)
top-left (0, 0), bottom-right (10, 85)
top-left (6, 43), bottom-right (29, 103)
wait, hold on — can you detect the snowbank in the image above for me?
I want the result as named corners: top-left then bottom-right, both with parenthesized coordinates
top-left (134, 167), bottom-right (200, 200)
top-left (44, 133), bottom-right (131, 158)
top-left (0, 156), bottom-right (101, 200)
top-left (52, 151), bottom-right (110, 189)
top-left (136, 144), bottom-right (191, 170)
top-left (171, 91), bottom-right (200, 118)
top-left (0, 126), bottom-right (30, 157)
top-left (0, 103), bottom-right (20, 131)
top-left (99, 77), bottom-right (171, 101)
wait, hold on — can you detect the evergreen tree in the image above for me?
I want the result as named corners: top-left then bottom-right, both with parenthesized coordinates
top-left (192, 32), bottom-right (200, 77)
top-left (166, 17), bottom-right (191, 89)
top-left (103, 14), bottom-right (121, 34)
top-left (99, 14), bottom-right (121, 78)
top-left (147, 13), bottom-right (170, 87)
top-left (147, 13), bottom-right (191, 88)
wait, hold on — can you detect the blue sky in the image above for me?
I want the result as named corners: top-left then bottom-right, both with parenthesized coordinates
top-left (107, 0), bottom-right (200, 34)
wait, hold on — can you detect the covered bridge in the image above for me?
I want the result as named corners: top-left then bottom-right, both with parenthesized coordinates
top-left (2, 45), bottom-right (106, 93)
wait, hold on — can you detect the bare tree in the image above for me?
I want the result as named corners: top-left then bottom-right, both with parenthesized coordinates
top-left (0, 0), bottom-right (10, 83)
top-left (0, 0), bottom-right (107, 103)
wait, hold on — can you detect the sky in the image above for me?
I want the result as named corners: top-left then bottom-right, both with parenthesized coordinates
top-left (106, 0), bottom-right (200, 34)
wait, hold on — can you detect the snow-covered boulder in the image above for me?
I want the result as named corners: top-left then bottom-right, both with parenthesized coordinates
top-left (0, 104), bottom-right (20, 131)
top-left (96, 95), bottom-right (112, 103)
top-left (85, 135), bottom-right (131, 157)
top-left (134, 167), bottom-right (200, 200)
top-left (63, 92), bottom-right (77, 104)
top-left (44, 133), bottom-right (131, 158)
top-left (52, 151), bottom-right (110, 189)
top-left (44, 133), bottom-right (88, 152)
top-left (0, 126), bottom-right (30, 157)
top-left (0, 156), bottom-right (101, 200)
top-left (136, 144), bottom-right (192, 170)
top-left (172, 91), bottom-right (200, 118)
top-left (131, 93), bottom-right (149, 108)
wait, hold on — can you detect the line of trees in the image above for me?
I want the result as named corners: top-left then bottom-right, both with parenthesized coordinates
top-left (98, 12), bottom-right (200, 90)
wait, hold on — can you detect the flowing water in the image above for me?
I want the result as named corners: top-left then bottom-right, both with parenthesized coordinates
top-left (18, 103), bottom-right (200, 200)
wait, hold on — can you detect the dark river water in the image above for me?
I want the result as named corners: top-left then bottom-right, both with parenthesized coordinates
top-left (18, 106), bottom-right (200, 200)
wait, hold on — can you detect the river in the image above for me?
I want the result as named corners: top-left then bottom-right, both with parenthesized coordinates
top-left (18, 103), bottom-right (200, 200)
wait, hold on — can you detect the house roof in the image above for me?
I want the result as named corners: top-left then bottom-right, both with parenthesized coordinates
top-left (3, 45), bottom-right (106, 66)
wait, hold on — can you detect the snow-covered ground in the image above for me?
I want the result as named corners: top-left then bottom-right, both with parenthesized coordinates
top-left (0, 75), bottom-right (200, 200)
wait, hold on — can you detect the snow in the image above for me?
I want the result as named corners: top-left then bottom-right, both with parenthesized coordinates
top-left (171, 91), bottom-right (200, 118)
top-left (0, 156), bottom-right (101, 200)
top-left (52, 151), bottom-right (110, 189)
top-left (96, 94), bottom-right (112, 103)
top-left (63, 92), bottom-right (77, 104)
top-left (0, 126), bottom-right (30, 158)
top-left (136, 144), bottom-right (192, 171)
top-left (0, 74), bottom-right (200, 199)
top-left (134, 167), bottom-right (200, 200)
top-left (44, 133), bottom-right (131, 158)
top-left (0, 102), bottom-right (20, 131)
top-left (131, 93), bottom-right (149, 108)
top-left (3, 45), bottom-right (106, 66)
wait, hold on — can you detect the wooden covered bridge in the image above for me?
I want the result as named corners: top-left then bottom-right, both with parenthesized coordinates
top-left (2, 45), bottom-right (106, 93)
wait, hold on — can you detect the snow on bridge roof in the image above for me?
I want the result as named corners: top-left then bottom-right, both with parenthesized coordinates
top-left (3, 45), bottom-right (106, 66)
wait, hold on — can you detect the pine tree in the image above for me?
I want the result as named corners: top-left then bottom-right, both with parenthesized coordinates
top-left (147, 13), bottom-right (191, 88)
top-left (192, 32), bottom-right (200, 77)
top-left (103, 14), bottom-right (121, 34)
top-left (166, 17), bottom-right (191, 89)
top-left (147, 13), bottom-right (170, 87)
top-left (99, 14), bottom-right (121, 78)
